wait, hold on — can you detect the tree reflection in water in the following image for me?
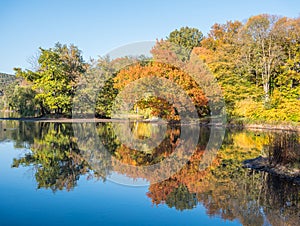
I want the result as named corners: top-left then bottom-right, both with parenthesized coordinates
top-left (2, 121), bottom-right (299, 225)
top-left (12, 123), bottom-right (92, 191)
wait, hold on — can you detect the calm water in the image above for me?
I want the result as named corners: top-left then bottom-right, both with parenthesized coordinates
top-left (0, 120), bottom-right (299, 226)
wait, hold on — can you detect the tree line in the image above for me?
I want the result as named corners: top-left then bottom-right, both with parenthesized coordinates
top-left (1, 14), bottom-right (299, 123)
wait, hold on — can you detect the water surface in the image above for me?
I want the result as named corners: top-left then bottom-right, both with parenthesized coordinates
top-left (0, 120), bottom-right (299, 225)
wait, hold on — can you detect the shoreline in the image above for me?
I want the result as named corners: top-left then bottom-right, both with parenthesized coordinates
top-left (1, 117), bottom-right (300, 132)
top-left (228, 123), bottom-right (300, 132)
top-left (2, 117), bottom-right (299, 182)
top-left (0, 117), bottom-right (136, 123)
top-left (243, 156), bottom-right (300, 185)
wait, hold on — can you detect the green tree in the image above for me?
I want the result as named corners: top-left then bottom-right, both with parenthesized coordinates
top-left (14, 43), bottom-right (87, 116)
top-left (7, 84), bottom-right (37, 116)
top-left (166, 26), bottom-right (203, 61)
top-left (167, 26), bottom-right (203, 52)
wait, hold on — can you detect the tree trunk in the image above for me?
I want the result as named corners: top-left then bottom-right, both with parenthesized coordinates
top-left (263, 78), bottom-right (270, 103)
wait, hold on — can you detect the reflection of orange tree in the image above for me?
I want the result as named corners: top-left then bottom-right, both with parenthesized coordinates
top-left (112, 144), bottom-right (216, 211)
top-left (111, 126), bottom-right (207, 183)
top-left (148, 131), bottom-right (264, 212)
top-left (113, 126), bottom-right (180, 166)
top-left (146, 148), bottom-right (218, 207)
top-left (146, 131), bottom-right (299, 225)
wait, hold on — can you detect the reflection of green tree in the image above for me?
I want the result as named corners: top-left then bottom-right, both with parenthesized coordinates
top-left (12, 123), bottom-right (91, 192)
top-left (12, 122), bottom-right (40, 148)
top-left (166, 184), bottom-right (197, 211)
top-left (96, 122), bottom-right (121, 153)
top-left (77, 122), bottom-right (119, 179)
top-left (0, 120), bottom-right (19, 142)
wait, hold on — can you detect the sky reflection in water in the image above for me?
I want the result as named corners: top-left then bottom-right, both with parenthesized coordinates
top-left (0, 121), bottom-right (298, 226)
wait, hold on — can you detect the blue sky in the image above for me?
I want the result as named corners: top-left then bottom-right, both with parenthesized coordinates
top-left (0, 0), bottom-right (299, 74)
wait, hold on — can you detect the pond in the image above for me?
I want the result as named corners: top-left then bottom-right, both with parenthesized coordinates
top-left (0, 120), bottom-right (299, 226)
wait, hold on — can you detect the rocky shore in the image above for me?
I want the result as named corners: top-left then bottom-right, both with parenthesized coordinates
top-left (243, 156), bottom-right (300, 184)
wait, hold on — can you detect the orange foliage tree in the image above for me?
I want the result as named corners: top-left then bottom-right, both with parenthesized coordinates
top-left (113, 61), bottom-right (208, 120)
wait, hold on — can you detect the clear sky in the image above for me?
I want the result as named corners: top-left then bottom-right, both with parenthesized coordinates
top-left (0, 0), bottom-right (299, 74)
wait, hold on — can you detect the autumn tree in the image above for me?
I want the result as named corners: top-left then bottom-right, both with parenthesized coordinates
top-left (73, 56), bottom-right (146, 118)
top-left (274, 17), bottom-right (300, 99)
top-left (194, 20), bottom-right (263, 115)
top-left (238, 14), bottom-right (286, 102)
top-left (195, 15), bottom-right (300, 122)
top-left (233, 15), bottom-right (300, 121)
top-left (95, 57), bottom-right (139, 117)
top-left (113, 61), bottom-right (208, 120)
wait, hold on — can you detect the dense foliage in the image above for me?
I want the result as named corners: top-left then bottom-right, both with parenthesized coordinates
top-left (195, 15), bottom-right (300, 122)
top-left (1, 14), bottom-right (299, 123)
top-left (13, 43), bottom-right (87, 116)
top-left (114, 61), bottom-right (208, 120)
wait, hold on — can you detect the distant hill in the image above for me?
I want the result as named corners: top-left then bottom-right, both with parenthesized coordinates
top-left (0, 72), bottom-right (15, 84)
top-left (0, 73), bottom-right (16, 96)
